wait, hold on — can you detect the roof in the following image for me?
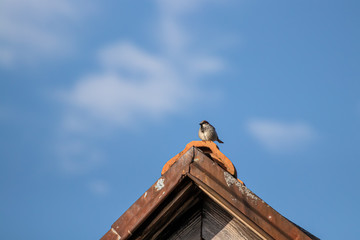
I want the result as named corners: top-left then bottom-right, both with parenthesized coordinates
top-left (101, 141), bottom-right (319, 240)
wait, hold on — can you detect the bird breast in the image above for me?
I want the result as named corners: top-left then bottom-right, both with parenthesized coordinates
top-left (199, 125), bottom-right (216, 141)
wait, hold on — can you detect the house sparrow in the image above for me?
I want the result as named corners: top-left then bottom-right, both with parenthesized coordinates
top-left (198, 120), bottom-right (224, 143)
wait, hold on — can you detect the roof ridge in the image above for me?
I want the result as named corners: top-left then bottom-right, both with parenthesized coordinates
top-left (161, 141), bottom-right (238, 178)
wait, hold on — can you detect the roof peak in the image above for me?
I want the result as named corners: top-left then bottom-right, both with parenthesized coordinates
top-left (101, 141), bottom-right (319, 240)
top-left (162, 141), bottom-right (239, 180)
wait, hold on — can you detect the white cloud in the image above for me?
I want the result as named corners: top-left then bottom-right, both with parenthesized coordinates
top-left (0, 0), bottom-right (90, 67)
top-left (56, 0), bottom-right (226, 174)
top-left (59, 0), bottom-right (225, 132)
top-left (247, 119), bottom-right (317, 153)
top-left (157, 0), bottom-right (195, 39)
top-left (156, 0), bottom-right (216, 57)
top-left (60, 42), bottom-right (193, 129)
top-left (98, 42), bottom-right (168, 75)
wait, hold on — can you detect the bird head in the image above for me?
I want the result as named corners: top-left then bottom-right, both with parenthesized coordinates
top-left (199, 120), bottom-right (209, 126)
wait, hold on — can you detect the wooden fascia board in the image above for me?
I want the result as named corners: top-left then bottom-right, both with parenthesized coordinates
top-left (188, 148), bottom-right (314, 240)
top-left (101, 148), bottom-right (195, 240)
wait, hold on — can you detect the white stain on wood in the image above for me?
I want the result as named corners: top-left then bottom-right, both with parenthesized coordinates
top-left (155, 178), bottom-right (165, 191)
top-left (224, 172), bottom-right (259, 204)
top-left (110, 228), bottom-right (121, 240)
top-left (158, 191), bottom-right (166, 199)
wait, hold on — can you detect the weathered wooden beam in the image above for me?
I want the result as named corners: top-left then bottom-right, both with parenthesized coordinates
top-left (101, 148), bottom-right (194, 240)
top-left (188, 148), bottom-right (315, 240)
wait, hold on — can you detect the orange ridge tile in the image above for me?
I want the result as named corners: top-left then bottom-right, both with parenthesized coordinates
top-left (162, 141), bottom-right (237, 178)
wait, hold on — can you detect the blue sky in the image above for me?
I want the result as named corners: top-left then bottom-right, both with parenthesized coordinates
top-left (1, 0), bottom-right (359, 239)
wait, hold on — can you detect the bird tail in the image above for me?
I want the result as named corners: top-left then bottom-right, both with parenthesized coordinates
top-left (217, 138), bottom-right (224, 144)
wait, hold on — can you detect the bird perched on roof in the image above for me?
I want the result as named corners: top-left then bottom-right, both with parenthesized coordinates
top-left (198, 120), bottom-right (224, 143)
